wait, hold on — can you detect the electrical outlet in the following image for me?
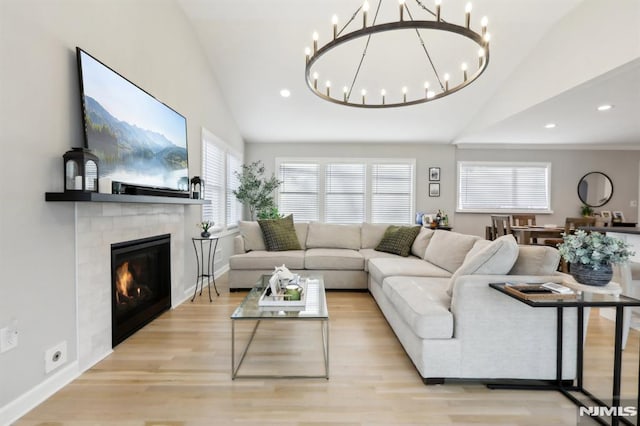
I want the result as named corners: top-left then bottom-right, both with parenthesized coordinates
top-left (45, 341), bottom-right (67, 373)
top-left (0, 320), bottom-right (18, 353)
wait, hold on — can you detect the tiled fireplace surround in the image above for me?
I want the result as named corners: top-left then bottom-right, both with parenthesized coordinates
top-left (76, 203), bottom-right (185, 371)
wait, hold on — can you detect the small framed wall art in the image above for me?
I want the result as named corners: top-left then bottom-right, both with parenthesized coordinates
top-left (613, 211), bottom-right (625, 222)
top-left (429, 183), bottom-right (440, 197)
top-left (429, 167), bottom-right (441, 181)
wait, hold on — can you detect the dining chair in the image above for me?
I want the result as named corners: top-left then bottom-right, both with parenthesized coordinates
top-left (613, 261), bottom-right (640, 350)
top-left (489, 215), bottom-right (512, 240)
top-left (545, 216), bottom-right (597, 272)
top-left (511, 214), bottom-right (537, 243)
top-left (511, 214), bottom-right (536, 226)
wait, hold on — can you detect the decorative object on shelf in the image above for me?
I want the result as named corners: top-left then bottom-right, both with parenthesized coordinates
top-left (613, 211), bottom-right (625, 223)
top-left (304, 0), bottom-right (490, 108)
top-left (429, 182), bottom-right (440, 197)
top-left (429, 167), bottom-right (440, 181)
top-left (558, 230), bottom-right (635, 286)
top-left (190, 176), bottom-right (204, 199)
top-left (198, 220), bottom-right (214, 238)
top-left (63, 147), bottom-right (99, 192)
top-left (580, 204), bottom-right (594, 217)
top-left (232, 160), bottom-right (282, 220)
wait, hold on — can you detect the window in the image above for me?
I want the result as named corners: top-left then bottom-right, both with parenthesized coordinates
top-left (276, 158), bottom-right (415, 224)
top-left (278, 163), bottom-right (320, 222)
top-left (201, 129), bottom-right (243, 231)
top-left (371, 163), bottom-right (414, 224)
top-left (457, 161), bottom-right (551, 213)
top-left (325, 163), bottom-right (365, 223)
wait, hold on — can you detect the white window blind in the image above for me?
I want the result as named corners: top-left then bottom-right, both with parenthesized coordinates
top-left (371, 163), bottom-right (414, 224)
top-left (226, 152), bottom-right (242, 228)
top-left (457, 161), bottom-right (551, 212)
top-left (279, 163), bottom-right (320, 222)
top-left (325, 163), bottom-right (365, 223)
top-left (202, 138), bottom-right (224, 227)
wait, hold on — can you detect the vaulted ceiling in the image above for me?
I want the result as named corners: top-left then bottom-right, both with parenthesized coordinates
top-left (178, 0), bottom-right (640, 148)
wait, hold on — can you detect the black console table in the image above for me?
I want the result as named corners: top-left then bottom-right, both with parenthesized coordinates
top-left (490, 283), bottom-right (640, 426)
top-left (191, 236), bottom-right (220, 302)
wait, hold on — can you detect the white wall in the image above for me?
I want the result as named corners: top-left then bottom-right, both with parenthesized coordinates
top-left (246, 143), bottom-right (640, 238)
top-left (0, 0), bottom-right (243, 419)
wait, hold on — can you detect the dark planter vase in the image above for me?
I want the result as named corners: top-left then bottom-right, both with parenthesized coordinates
top-left (570, 262), bottom-right (613, 286)
top-left (200, 231), bottom-right (210, 238)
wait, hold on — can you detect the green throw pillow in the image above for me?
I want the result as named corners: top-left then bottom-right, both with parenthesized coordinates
top-left (258, 215), bottom-right (302, 251)
top-left (375, 225), bottom-right (421, 257)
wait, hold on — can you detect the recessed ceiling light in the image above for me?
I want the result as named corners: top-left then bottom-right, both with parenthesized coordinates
top-left (544, 123), bottom-right (556, 129)
top-left (280, 89), bottom-right (291, 98)
top-left (597, 104), bottom-right (613, 111)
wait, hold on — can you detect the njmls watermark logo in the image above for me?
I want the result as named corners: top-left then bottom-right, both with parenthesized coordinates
top-left (578, 404), bottom-right (637, 425)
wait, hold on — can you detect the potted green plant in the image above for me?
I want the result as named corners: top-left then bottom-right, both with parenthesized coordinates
top-left (232, 161), bottom-right (282, 220)
top-left (580, 204), bottom-right (594, 217)
top-left (558, 230), bottom-right (634, 286)
top-left (198, 220), bottom-right (214, 238)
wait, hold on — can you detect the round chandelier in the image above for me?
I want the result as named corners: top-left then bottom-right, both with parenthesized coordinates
top-left (304, 0), bottom-right (491, 108)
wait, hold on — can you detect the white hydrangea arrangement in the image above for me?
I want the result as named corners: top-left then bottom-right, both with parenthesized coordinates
top-left (557, 230), bottom-right (634, 271)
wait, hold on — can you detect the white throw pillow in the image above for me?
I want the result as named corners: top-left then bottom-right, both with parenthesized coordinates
top-left (509, 245), bottom-right (560, 275)
top-left (239, 221), bottom-right (266, 251)
top-left (423, 230), bottom-right (480, 273)
top-left (447, 234), bottom-right (519, 294)
top-left (411, 227), bottom-right (435, 258)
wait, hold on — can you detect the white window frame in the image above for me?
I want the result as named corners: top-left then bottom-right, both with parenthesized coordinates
top-left (456, 161), bottom-right (552, 214)
top-left (201, 128), bottom-right (243, 233)
top-left (275, 157), bottom-right (416, 224)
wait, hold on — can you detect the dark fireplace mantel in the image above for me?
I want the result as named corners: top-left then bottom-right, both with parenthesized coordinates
top-left (45, 192), bottom-right (209, 205)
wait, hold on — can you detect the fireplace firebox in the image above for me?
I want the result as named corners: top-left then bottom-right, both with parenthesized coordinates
top-left (111, 234), bottom-right (171, 347)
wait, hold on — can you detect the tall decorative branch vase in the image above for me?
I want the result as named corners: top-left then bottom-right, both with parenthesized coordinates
top-left (570, 262), bottom-right (613, 287)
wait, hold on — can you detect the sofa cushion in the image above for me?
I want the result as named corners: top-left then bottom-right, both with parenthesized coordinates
top-left (239, 221), bottom-right (266, 252)
top-left (509, 245), bottom-right (561, 275)
top-left (306, 223), bottom-right (361, 250)
top-left (359, 249), bottom-right (406, 272)
top-left (305, 248), bottom-right (364, 270)
top-left (382, 276), bottom-right (453, 339)
top-left (368, 257), bottom-right (451, 285)
top-left (423, 230), bottom-right (480, 273)
top-left (258, 215), bottom-right (302, 251)
top-left (631, 262), bottom-right (640, 280)
top-left (447, 234), bottom-right (519, 294)
top-left (375, 225), bottom-right (421, 257)
top-left (411, 227), bottom-right (435, 258)
top-left (361, 223), bottom-right (390, 249)
top-left (229, 250), bottom-right (305, 270)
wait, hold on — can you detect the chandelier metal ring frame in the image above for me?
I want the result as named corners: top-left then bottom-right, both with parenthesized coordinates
top-left (304, 1), bottom-right (491, 108)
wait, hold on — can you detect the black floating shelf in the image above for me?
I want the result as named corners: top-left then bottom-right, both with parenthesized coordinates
top-left (45, 192), bottom-right (209, 205)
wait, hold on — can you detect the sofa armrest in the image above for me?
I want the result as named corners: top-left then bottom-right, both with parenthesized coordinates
top-left (234, 235), bottom-right (246, 254)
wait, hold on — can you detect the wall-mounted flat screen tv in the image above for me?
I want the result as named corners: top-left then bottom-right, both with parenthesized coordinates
top-left (76, 47), bottom-right (189, 195)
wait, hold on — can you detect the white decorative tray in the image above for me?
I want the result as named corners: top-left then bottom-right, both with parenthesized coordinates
top-left (258, 279), bottom-right (307, 307)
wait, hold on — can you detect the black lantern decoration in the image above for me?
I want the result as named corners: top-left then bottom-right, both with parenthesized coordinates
top-left (190, 176), bottom-right (204, 199)
top-left (63, 148), bottom-right (99, 192)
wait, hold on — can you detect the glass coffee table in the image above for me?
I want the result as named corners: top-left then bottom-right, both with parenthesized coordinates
top-left (230, 274), bottom-right (329, 379)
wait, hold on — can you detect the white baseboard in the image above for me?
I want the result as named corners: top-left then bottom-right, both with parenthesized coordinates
top-left (0, 361), bottom-right (80, 425)
top-left (178, 264), bottom-right (229, 306)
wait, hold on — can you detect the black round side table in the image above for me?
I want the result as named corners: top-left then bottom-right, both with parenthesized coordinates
top-left (191, 236), bottom-right (220, 302)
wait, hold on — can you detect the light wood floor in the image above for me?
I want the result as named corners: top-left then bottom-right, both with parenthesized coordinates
top-left (15, 275), bottom-right (640, 426)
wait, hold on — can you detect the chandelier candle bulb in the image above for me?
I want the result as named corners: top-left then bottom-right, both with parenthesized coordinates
top-left (343, 86), bottom-right (348, 101)
top-left (435, 0), bottom-right (441, 22)
top-left (313, 72), bottom-right (319, 89)
top-left (402, 86), bottom-right (408, 102)
top-left (332, 15), bottom-right (338, 39)
top-left (313, 31), bottom-right (319, 54)
top-left (399, 0), bottom-right (405, 21)
top-left (424, 81), bottom-right (430, 97)
top-left (461, 63), bottom-right (468, 80)
top-left (305, 47), bottom-right (311, 64)
top-left (465, 2), bottom-right (472, 28)
top-left (484, 32), bottom-right (491, 46)
top-left (363, 1), bottom-right (369, 28)
top-left (381, 89), bottom-right (386, 104)
top-left (478, 48), bottom-right (485, 67)
top-left (481, 16), bottom-right (488, 36)
top-left (325, 81), bottom-right (331, 96)
top-left (361, 89), bottom-right (366, 104)
top-left (444, 73), bottom-right (450, 91)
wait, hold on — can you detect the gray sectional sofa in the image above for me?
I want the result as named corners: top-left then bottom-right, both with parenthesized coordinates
top-left (229, 221), bottom-right (577, 383)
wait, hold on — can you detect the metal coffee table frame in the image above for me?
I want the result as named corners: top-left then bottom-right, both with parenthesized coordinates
top-left (230, 275), bottom-right (329, 380)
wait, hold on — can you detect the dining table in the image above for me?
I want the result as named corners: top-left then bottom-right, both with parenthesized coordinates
top-left (485, 225), bottom-right (566, 245)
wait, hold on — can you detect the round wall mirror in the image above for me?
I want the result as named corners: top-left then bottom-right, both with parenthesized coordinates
top-left (577, 172), bottom-right (613, 207)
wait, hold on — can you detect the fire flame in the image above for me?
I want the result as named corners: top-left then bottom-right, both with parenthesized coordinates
top-left (115, 261), bottom-right (133, 301)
